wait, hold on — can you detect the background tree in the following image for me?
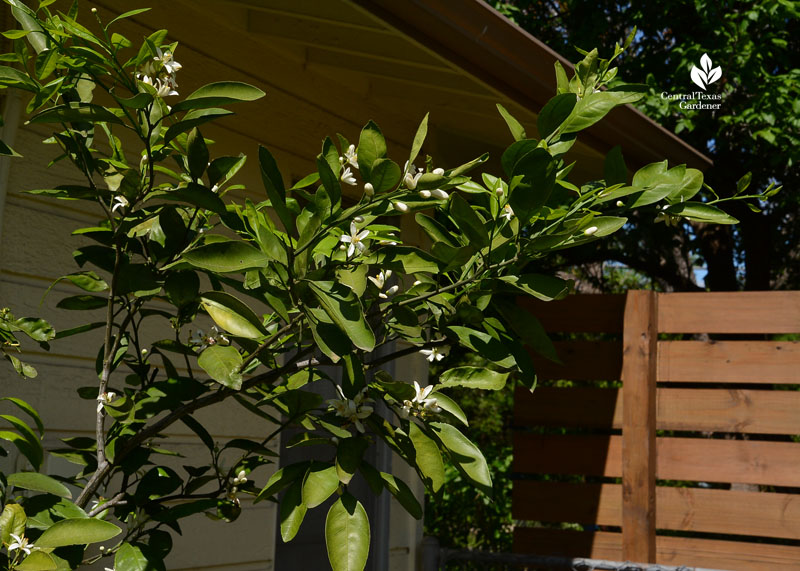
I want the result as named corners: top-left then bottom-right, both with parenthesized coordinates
top-left (492, 0), bottom-right (799, 291)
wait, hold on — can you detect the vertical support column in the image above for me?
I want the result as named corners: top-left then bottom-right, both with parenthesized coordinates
top-left (621, 290), bottom-right (658, 562)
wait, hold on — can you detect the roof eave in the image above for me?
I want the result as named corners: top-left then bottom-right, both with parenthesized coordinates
top-left (353, 0), bottom-right (713, 170)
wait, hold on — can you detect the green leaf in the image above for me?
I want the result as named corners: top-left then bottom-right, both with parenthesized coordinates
top-left (56, 271), bottom-right (108, 293)
top-left (186, 128), bottom-right (209, 181)
top-left (163, 108), bottom-right (234, 144)
top-left (56, 294), bottom-right (107, 310)
top-left (8, 472), bottom-right (71, 498)
top-left (666, 202), bottom-right (739, 225)
top-left (604, 145), bottom-right (627, 186)
top-left (279, 479), bottom-right (307, 542)
top-left (197, 345), bottom-right (243, 390)
top-left (200, 291), bottom-right (267, 339)
top-left (357, 120), bottom-right (386, 182)
top-left (538, 93), bottom-right (577, 139)
top-left (114, 542), bottom-right (151, 571)
top-left (449, 193), bottom-right (489, 248)
top-left (182, 240), bottom-right (269, 273)
top-left (0, 65), bottom-right (39, 92)
top-left (430, 391), bottom-right (467, 426)
top-left (0, 398), bottom-right (44, 436)
top-left (369, 158), bottom-right (401, 193)
top-left (106, 7), bottom-right (151, 28)
top-left (307, 281), bottom-right (375, 352)
top-left (509, 148), bottom-right (557, 223)
top-left (325, 495), bottom-right (370, 571)
top-left (497, 273), bottom-right (571, 301)
top-left (495, 300), bottom-right (559, 363)
top-left (501, 138), bottom-right (539, 177)
top-left (408, 112), bottom-right (429, 166)
top-left (149, 183), bottom-right (227, 216)
top-left (446, 326), bottom-right (515, 368)
top-left (259, 145), bottom-right (295, 235)
top-left (28, 102), bottom-right (125, 125)
top-left (409, 423), bottom-right (445, 492)
top-left (437, 366), bottom-right (508, 390)
top-left (431, 422), bottom-right (492, 495)
top-left (11, 317), bottom-right (55, 342)
top-left (173, 81), bottom-right (266, 112)
top-left (257, 462), bottom-right (309, 502)
top-left (36, 518), bottom-right (121, 548)
top-left (496, 104), bottom-right (527, 141)
top-left (0, 415), bottom-right (43, 469)
top-left (303, 465), bottom-right (339, 508)
top-left (379, 473), bottom-right (422, 519)
top-left (560, 91), bottom-right (638, 134)
top-left (336, 437), bottom-right (368, 485)
top-left (16, 551), bottom-right (58, 570)
top-left (0, 503), bottom-right (26, 545)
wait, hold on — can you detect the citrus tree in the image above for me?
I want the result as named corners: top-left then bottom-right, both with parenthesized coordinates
top-left (0, 3), bottom-right (760, 570)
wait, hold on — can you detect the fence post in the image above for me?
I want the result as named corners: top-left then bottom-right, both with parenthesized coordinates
top-left (420, 536), bottom-right (441, 571)
top-left (621, 290), bottom-right (658, 562)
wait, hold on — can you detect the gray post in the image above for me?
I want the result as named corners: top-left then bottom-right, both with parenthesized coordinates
top-left (420, 536), bottom-right (440, 571)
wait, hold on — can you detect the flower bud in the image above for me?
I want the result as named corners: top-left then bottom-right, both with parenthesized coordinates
top-left (386, 285), bottom-right (400, 296)
top-left (354, 215), bottom-right (364, 223)
top-left (431, 189), bottom-right (449, 200)
top-left (394, 201), bottom-right (409, 213)
top-left (364, 182), bottom-right (374, 197)
top-left (495, 187), bottom-right (504, 197)
top-left (418, 190), bottom-right (432, 199)
top-left (616, 200), bottom-right (624, 207)
top-left (433, 168), bottom-right (445, 175)
top-left (404, 173), bottom-right (417, 190)
top-left (584, 226), bottom-right (598, 236)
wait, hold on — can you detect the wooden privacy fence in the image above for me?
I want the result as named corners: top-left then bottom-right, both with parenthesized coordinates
top-left (512, 290), bottom-right (800, 571)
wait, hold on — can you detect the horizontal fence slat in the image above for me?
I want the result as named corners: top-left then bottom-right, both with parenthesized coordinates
top-left (513, 529), bottom-right (800, 570)
top-left (657, 437), bottom-right (800, 487)
top-left (514, 387), bottom-right (620, 428)
top-left (657, 535), bottom-right (800, 571)
top-left (517, 294), bottom-right (626, 333)
top-left (531, 341), bottom-right (622, 380)
top-left (515, 387), bottom-right (800, 434)
top-left (513, 481), bottom-right (800, 540)
top-left (513, 434), bottom-right (621, 477)
top-left (658, 291), bottom-right (800, 334)
top-left (658, 388), bottom-right (800, 434)
top-left (512, 528), bottom-right (621, 561)
top-left (514, 434), bottom-right (800, 486)
top-left (658, 341), bottom-right (800, 383)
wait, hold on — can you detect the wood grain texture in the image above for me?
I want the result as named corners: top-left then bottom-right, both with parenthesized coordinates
top-left (621, 290), bottom-right (658, 562)
top-left (658, 340), bottom-right (800, 383)
top-left (517, 294), bottom-right (626, 333)
top-left (514, 434), bottom-right (800, 486)
top-left (513, 528), bottom-right (800, 570)
top-left (513, 481), bottom-right (800, 539)
top-left (515, 387), bottom-right (800, 434)
top-left (658, 291), bottom-right (800, 334)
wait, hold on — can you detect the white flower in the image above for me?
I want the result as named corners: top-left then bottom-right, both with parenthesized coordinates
top-left (155, 47), bottom-right (182, 75)
top-left (233, 469), bottom-right (247, 485)
top-left (420, 346), bottom-right (448, 362)
top-left (403, 161), bottom-right (423, 190)
top-left (433, 168), bottom-right (445, 175)
top-left (368, 269), bottom-right (392, 290)
top-left (340, 221), bottom-right (369, 257)
top-left (431, 189), bottom-right (449, 200)
top-left (189, 326), bottom-right (230, 350)
top-left (379, 284), bottom-right (399, 299)
top-left (341, 167), bottom-right (357, 186)
top-left (96, 391), bottom-right (117, 413)
top-left (411, 381), bottom-right (440, 413)
top-left (364, 182), bottom-right (374, 198)
top-left (394, 201), bottom-right (409, 213)
top-left (8, 533), bottom-right (33, 556)
top-left (111, 195), bottom-right (128, 213)
top-left (344, 144), bottom-right (358, 168)
top-left (584, 226), bottom-right (598, 236)
top-left (500, 204), bottom-right (514, 221)
top-left (418, 190), bottom-right (432, 199)
top-left (327, 386), bottom-right (374, 433)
